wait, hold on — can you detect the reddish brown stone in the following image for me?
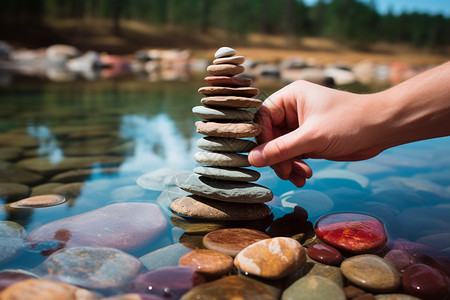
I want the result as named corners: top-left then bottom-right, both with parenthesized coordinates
top-left (204, 76), bottom-right (252, 87)
top-left (201, 96), bottom-right (262, 108)
top-left (198, 86), bottom-right (259, 97)
top-left (307, 243), bottom-right (344, 265)
top-left (179, 249), bottom-right (234, 276)
top-left (234, 237), bottom-right (306, 280)
top-left (195, 121), bottom-right (262, 138)
top-left (207, 64), bottom-right (244, 76)
top-left (203, 228), bottom-right (270, 257)
top-left (383, 249), bottom-right (416, 272)
top-left (402, 264), bottom-right (448, 300)
top-left (315, 213), bottom-right (387, 254)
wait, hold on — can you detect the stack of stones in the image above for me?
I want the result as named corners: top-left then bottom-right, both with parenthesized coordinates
top-left (171, 47), bottom-right (273, 222)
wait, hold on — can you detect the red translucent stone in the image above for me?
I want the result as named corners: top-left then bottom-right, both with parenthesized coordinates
top-left (315, 213), bottom-right (387, 254)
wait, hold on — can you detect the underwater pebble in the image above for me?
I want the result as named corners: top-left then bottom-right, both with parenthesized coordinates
top-left (8, 194), bottom-right (66, 208)
top-left (282, 275), bottom-right (346, 300)
top-left (179, 249), bottom-right (234, 276)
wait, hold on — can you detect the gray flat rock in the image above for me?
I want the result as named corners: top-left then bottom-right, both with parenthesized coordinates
top-left (176, 173), bottom-right (273, 203)
top-left (194, 152), bottom-right (250, 167)
top-left (197, 137), bottom-right (257, 152)
top-left (201, 96), bottom-right (262, 108)
top-left (194, 166), bottom-right (260, 182)
top-left (192, 106), bottom-right (254, 121)
top-left (171, 195), bottom-right (271, 220)
top-left (195, 121), bottom-right (262, 138)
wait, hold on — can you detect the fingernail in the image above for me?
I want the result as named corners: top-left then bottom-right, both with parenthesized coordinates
top-left (249, 148), bottom-right (267, 167)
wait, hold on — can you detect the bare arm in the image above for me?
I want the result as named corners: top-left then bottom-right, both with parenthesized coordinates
top-left (249, 61), bottom-right (450, 187)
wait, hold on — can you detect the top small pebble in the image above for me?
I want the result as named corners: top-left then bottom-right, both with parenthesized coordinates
top-left (215, 47), bottom-right (237, 58)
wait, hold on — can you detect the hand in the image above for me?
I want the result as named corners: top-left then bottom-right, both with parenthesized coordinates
top-left (248, 80), bottom-right (389, 187)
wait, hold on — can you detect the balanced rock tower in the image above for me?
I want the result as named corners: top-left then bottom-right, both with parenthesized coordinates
top-left (172, 47), bottom-right (273, 221)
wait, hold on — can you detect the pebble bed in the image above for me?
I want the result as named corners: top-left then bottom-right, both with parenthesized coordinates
top-left (0, 47), bottom-right (448, 299)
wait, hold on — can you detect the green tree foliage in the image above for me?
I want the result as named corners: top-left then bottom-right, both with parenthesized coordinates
top-left (0, 0), bottom-right (448, 50)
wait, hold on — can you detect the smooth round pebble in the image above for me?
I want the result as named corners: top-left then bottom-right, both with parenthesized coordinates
top-left (300, 257), bottom-right (344, 287)
top-left (340, 254), bottom-right (401, 293)
top-left (213, 56), bottom-right (245, 65)
top-left (198, 86), bottom-right (259, 97)
top-left (307, 243), bottom-right (344, 265)
top-left (280, 189), bottom-right (334, 217)
top-left (179, 249), bottom-right (233, 276)
top-left (204, 76), bottom-right (251, 87)
top-left (234, 237), bottom-right (305, 280)
top-left (401, 264), bottom-right (448, 300)
top-left (8, 194), bottom-right (66, 209)
top-left (383, 249), bottom-right (415, 272)
top-left (194, 151), bottom-right (250, 167)
top-left (203, 228), bottom-right (270, 257)
top-left (0, 183), bottom-right (31, 202)
top-left (207, 64), bottom-right (244, 76)
top-left (215, 47), bottom-right (237, 58)
top-left (195, 121), bottom-right (262, 138)
top-left (315, 212), bottom-right (387, 254)
top-left (374, 294), bottom-right (421, 300)
top-left (170, 195), bottom-right (271, 221)
top-left (201, 96), bottom-right (262, 108)
top-left (197, 137), bottom-right (256, 152)
top-left (282, 275), bottom-right (346, 300)
top-left (176, 173), bottom-right (273, 203)
top-left (192, 106), bottom-right (254, 121)
top-left (180, 275), bottom-right (276, 300)
top-left (194, 166), bottom-right (260, 181)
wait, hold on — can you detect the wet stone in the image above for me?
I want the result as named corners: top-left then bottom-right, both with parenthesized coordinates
top-left (136, 168), bottom-right (187, 191)
top-left (307, 243), bottom-right (344, 265)
top-left (194, 151), bottom-right (250, 167)
top-left (0, 279), bottom-right (99, 300)
top-left (0, 221), bottom-right (26, 264)
top-left (0, 146), bottom-right (23, 161)
top-left (343, 285), bottom-right (365, 299)
top-left (198, 86), bottom-right (259, 97)
top-left (315, 212), bottom-right (387, 254)
top-left (280, 189), bottom-right (334, 217)
top-left (215, 47), bottom-right (237, 58)
top-left (26, 203), bottom-right (168, 252)
top-left (204, 75), bottom-right (251, 87)
top-left (340, 254), bottom-right (401, 293)
top-left (383, 249), bottom-right (415, 272)
top-left (180, 275), bottom-right (276, 300)
top-left (192, 105), bottom-right (254, 121)
top-left (374, 294), bottom-right (421, 300)
top-left (207, 64), bottom-right (244, 76)
top-left (194, 166), bottom-right (260, 181)
top-left (139, 244), bottom-right (191, 270)
top-left (0, 161), bottom-right (43, 185)
top-left (171, 195), bottom-right (271, 221)
top-left (176, 173), bottom-right (273, 204)
top-left (234, 237), bottom-right (306, 280)
top-left (401, 263), bottom-right (448, 300)
top-left (8, 194), bottom-right (66, 209)
top-left (179, 249), bottom-right (234, 276)
top-left (197, 137), bottom-right (256, 153)
top-left (41, 246), bottom-right (142, 290)
top-left (0, 182), bottom-right (31, 202)
top-left (201, 96), bottom-right (262, 108)
top-left (213, 55), bottom-right (245, 65)
top-left (130, 266), bottom-right (205, 299)
top-left (282, 275), bottom-right (346, 300)
top-left (297, 256), bottom-right (344, 287)
top-left (0, 270), bottom-right (39, 292)
top-left (195, 121), bottom-right (262, 138)
top-left (203, 228), bottom-right (270, 257)
top-left (31, 183), bottom-right (64, 196)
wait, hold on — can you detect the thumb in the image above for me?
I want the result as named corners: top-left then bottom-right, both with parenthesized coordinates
top-left (249, 127), bottom-right (313, 167)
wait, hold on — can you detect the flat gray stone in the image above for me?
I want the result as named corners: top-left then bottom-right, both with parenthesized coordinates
top-left (197, 137), bottom-right (257, 152)
top-left (215, 47), bottom-right (237, 58)
top-left (176, 173), bottom-right (273, 203)
top-left (194, 152), bottom-right (250, 167)
top-left (195, 121), bottom-right (262, 138)
top-left (213, 56), bottom-right (245, 65)
top-left (194, 166), bottom-right (260, 181)
top-left (201, 96), bottom-right (262, 108)
top-left (171, 195), bottom-right (271, 220)
top-left (192, 106), bottom-right (254, 121)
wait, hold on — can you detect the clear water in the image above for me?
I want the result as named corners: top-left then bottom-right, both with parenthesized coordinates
top-left (0, 76), bottom-right (449, 274)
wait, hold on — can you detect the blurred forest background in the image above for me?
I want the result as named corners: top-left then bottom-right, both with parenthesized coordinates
top-left (1, 0), bottom-right (449, 54)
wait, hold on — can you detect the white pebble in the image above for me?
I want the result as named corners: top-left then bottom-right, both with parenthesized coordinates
top-left (215, 47), bottom-right (237, 58)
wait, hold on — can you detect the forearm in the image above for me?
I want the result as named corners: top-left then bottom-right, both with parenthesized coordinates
top-left (372, 61), bottom-right (450, 149)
